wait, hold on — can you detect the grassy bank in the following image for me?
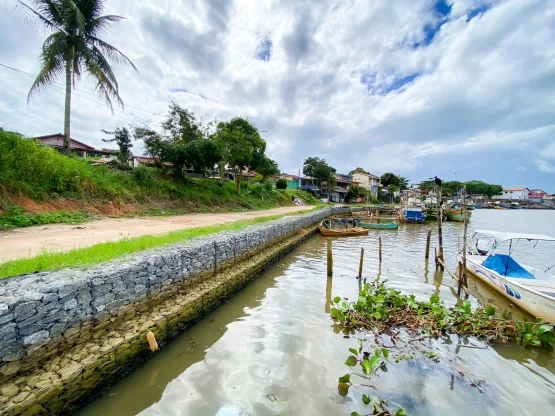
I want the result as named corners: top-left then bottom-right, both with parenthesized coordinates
top-left (0, 206), bottom-right (93, 230)
top-left (0, 129), bottom-right (319, 221)
top-left (0, 207), bottom-right (322, 278)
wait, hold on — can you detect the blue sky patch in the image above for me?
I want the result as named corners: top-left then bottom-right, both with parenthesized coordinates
top-left (381, 72), bottom-right (421, 95)
top-left (170, 88), bottom-right (189, 93)
top-left (467, 4), bottom-right (491, 21)
top-left (256, 39), bottom-right (273, 61)
top-left (434, 0), bottom-right (452, 16)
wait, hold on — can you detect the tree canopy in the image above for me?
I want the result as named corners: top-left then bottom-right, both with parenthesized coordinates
top-left (380, 173), bottom-right (400, 188)
top-left (102, 127), bottom-right (133, 164)
top-left (303, 157), bottom-right (336, 189)
top-left (418, 179), bottom-right (503, 198)
top-left (349, 167), bottom-right (370, 175)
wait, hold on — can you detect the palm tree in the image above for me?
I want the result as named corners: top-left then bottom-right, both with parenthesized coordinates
top-left (17, 0), bottom-right (137, 154)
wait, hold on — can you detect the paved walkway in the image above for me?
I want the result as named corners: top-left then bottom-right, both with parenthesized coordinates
top-left (0, 206), bottom-right (314, 263)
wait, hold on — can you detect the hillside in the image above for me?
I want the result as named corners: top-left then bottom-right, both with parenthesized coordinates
top-left (0, 129), bottom-right (319, 228)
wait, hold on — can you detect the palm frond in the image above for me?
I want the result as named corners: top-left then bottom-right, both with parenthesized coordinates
top-left (28, 35), bottom-right (66, 100)
top-left (60, 0), bottom-right (86, 35)
top-left (88, 14), bottom-right (123, 36)
top-left (32, 0), bottom-right (65, 25)
top-left (88, 36), bottom-right (138, 73)
top-left (17, 0), bottom-right (67, 34)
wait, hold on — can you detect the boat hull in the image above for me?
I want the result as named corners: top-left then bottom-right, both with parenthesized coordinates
top-left (319, 226), bottom-right (369, 236)
top-left (359, 222), bottom-right (398, 230)
top-left (458, 255), bottom-right (555, 323)
top-left (446, 209), bottom-right (472, 222)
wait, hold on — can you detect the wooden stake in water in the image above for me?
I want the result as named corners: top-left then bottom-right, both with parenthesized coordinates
top-left (358, 247), bottom-right (364, 279)
top-left (425, 230), bottom-right (431, 260)
top-left (459, 185), bottom-right (469, 295)
top-left (436, 186), bottom-right (444, 271)
top-left (327, 239), bottom-right (333, 276)
top-left (379, 237), bottom-right (383, 263)
top-left (434, 247), bottom-right (438, 267)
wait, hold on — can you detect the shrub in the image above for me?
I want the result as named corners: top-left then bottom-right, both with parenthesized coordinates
top-left (133, 166), bottom-right (155, 187)
top-left (264, 181), bottom-right (273, 192)
top-left (276, 179), bottom-right (287, 189)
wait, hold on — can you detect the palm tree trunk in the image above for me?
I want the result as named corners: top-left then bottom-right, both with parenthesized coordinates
top-left (63, 60), bottom-right (72, 155)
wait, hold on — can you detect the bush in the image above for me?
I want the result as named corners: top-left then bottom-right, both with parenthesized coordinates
top-left (264, 181), bottom-right (273, 192)
top-left (394, 196), bottom-right (401, 204)
top-left (133, 166), bottom-right (154, 187)
top-left (276, 179), bottom-right (287, 189)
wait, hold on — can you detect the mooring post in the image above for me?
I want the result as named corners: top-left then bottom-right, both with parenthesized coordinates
top-left (327, 239), bottom-right (333, 276)
top-left (425, 230), bottom-right (431, 260)
top-left (434, 247), bottom-right (438, 268)
top-left (378, 237), bottom-right (383, 263)
top-left (358, 247), bottom-right (364, 279)
top-left (436, 186), bottom-right (444, 271)
top-left (459, 185), bottom-right (469, 294)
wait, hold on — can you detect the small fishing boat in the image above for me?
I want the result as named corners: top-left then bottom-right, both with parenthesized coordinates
top-left (403, 206), bottom-right (426, 224)
top-left (445, 207), bottom-right (472, 222)
top-left (458, 230), bottom-right (555, 322)
top-left (466, 204), bottom-right (475, 211)
top-left (509, 202), bottom-right (521, 210)
top-left (319, 219), bottom-right (369, 236)
top-left (359, 222), bottom-right (398, 230)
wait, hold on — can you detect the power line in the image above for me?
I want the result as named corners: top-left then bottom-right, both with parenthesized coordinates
top-left (0, 62), bottom-right (162, 118)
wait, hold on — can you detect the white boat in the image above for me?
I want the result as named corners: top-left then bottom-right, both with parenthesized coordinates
top-left (457, 230), bottom-right (555, 323)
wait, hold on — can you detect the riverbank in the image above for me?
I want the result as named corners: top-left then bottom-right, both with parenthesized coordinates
top-left (0, 207), bottom-right (354, 415)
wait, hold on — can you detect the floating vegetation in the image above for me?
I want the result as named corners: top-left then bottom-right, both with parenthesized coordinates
top-left (331, 278), bottom-right (555, 415)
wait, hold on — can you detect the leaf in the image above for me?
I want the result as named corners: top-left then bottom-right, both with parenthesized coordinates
top-left (381, 348), bottom-right (389, 360)
top-left (333, 296), bottom-right (341, 304)
top-left (350, 413), bottom-right (361, 416)
top-left (431, 305), bottom-right (443, 314)
top-left (362, 394), bottom-right (371, 405)
top-left (538, 325), bottom-right (553, 334)
top-left (349, 348), bottom-right (359, 356)
top-left (430, 294), bottom-right (440, 304)
top-left (375, 294), bottom-right (385, 304)
top-left (374, 311), bottom-right (382, 320)
top-left (338, 382), bottom-right (350, 397)
top-left (338, 373), bottom-right (351, 383)
top-left (362, 359), bottom-right (372, 375)
top-left (369, 355), bottom-right (381, 370)
top-left (536, 317), bottom-right (544, 324)
top-left (345, 355), bottom-right (358, 366)
top-left (396, 408), bottom-right (408, 416)
top-left (485, 306), bottom-right (496, 316)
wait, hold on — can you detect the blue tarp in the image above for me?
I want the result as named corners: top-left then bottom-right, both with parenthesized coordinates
top-left (482, 254), bottom-right (534, 279)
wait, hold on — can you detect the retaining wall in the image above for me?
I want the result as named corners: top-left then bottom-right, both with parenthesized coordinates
top-left (0, 206), bottom-right (360, 413)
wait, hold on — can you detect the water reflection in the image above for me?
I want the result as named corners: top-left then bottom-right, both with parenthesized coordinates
top-left (79, 210), bottom-right (555, 416)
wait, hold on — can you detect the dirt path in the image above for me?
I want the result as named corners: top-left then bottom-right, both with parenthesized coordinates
top-left (0, 205), bottom-right (315, 263)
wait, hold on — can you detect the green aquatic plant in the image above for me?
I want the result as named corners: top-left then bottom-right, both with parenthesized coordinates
top-left (331, 278), bottom-right (555, 350)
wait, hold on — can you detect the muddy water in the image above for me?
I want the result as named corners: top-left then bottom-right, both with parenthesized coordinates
top-left (79, 210), bottom-right (555, 416)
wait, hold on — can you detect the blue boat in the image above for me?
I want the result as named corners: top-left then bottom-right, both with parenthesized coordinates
top-left (403, 206), bottom-right (426, 224)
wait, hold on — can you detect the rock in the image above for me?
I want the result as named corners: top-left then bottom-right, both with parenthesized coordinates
top-left (14, 301), bottom-right (40, 321)
top-left (64, 298), bottom-right (78, 310)
top-left (11, 391), bottom-right (30, 403)
top-left (1, 383), bottom-right (19, 398)
top-left (23, 330), bottom-right (50, 346)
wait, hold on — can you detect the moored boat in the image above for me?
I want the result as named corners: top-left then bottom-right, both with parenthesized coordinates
top-left (319, 219), bottom-right (369, 236)
top-left (403, 206), bottom-right (426, 224)
top-left (458, 230), bottom-right (555, 323)
top-left (445, 207), bottom-right (472, 222)
top-left (359, 222), bottom-right (398, 230)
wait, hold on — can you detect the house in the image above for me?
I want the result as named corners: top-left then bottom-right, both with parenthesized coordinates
top-left (300, 177), bottom-right (319, 193)
top-left (330, 186), bottom-right (348, 202)
top-left (273, 174), bottom-right (300, 190)
top-left (335, 173), bottom-right (353, 188)
top-left (528, 191), bottom-right (545, 203)
top-left (495, 187), bottom-right (530, 201)
top-left (351, 172), bottom-right (381, 197)
top-left (33, 133), bottom-right (114, 158)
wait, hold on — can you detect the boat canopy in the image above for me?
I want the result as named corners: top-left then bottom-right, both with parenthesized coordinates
top-left (474, 230), bottom-right (555, 243)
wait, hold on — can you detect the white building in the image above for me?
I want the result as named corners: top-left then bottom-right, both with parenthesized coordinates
top-left (352, 172), bottom-right (380, 196)
top-left (495, 187), bottom-right (530, 201)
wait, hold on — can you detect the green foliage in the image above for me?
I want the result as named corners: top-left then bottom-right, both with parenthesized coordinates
top-left (380, 173), bottom-right (400, 188)
top-left (102, 127), bottom-right (133, 164)
top-left (256, 156), bottom-right (280, 180)
top-left (331, 279), bottom-right (555, 350)
top-left (418, 179), bottom-right (503, 198)
top-left (132, 166), bottom-right (155, 187)
top-left (275, 179), bottom-right (288, 189)
top-left (303, 157), bottom-right (336, 191)
top-left (349, 167), bottom-right (370, 175)
top-left (344, 185), bottom-right (360, 203)
top-left (0, 206), bottom-right (92, 230)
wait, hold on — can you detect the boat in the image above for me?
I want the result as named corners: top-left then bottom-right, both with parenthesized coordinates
top-left (359, 222), bottom-right (398, 230)
top-left (403, 206), bottom-right (426, 224)
top-left (509, 202), bottom-right (521, 210)
top-left (319, 219), bottom-right (369, 236)
top-left (466, 204), bottom-right (475, 211)
top-left (458, 230), bottom-right (555, 322)
top-left (445, 207), bottom-right (472, 222)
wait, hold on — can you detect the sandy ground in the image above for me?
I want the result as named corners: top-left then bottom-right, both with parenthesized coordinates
top-left (0, 205), bottom-right (314, 263)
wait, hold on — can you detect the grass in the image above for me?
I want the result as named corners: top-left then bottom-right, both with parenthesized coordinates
top-left (0, 206), bottom-right (93, 230)
top-left (0, 207), bottom-right (323, 279)
top-left (0, 128), bottom-right (319, 210)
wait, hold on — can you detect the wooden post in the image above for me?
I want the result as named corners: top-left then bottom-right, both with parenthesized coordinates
top-left (358, 247), bottom-right (364, 279)
top-left (327, 239), bottom-right (333, 276)
top-left (436, 186), bottom-right (444, 271)
top-left (434, 247), bottom-right (438, 268)
top-left (425, 230), bottom-right (431, 260)
top-left (378, 237), bottom-right (383, 263)
top-left (460, 185), bottom-right (469, 293)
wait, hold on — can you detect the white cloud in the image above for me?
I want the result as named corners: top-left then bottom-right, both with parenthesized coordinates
top-left (1, 0), bottom-right (555, 190)
top-left (536, 159), bottom-right (555, 174)
top-left (516, 165), bottom-right (527, 172)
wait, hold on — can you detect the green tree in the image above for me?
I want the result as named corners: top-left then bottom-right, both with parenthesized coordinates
top-left (380, 173), bottom-right (400, 188)
top-left (344, 184), bottom-right (359, 203)
top-left (19, 0), bottom-right (137, 155)
top-left (256, 156), bottom-right (280, 181)
top-left (303, 157), bottom-right (323, 186)
top-left (135, 104), bottom-right (222, 176)
top-left (398, 176), bottom-right (410, 191)
top-left (102, 127), bottom-right (133, 164)
top-left (212, 118), bottom-right (266, 193)
top-left (349, 167), bottom-right (369, 175)
top-left (275, 178), bottom-right (287, 189)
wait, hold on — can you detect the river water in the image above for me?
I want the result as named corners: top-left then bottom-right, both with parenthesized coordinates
top-left (79, 210), bottom-right (555, 416)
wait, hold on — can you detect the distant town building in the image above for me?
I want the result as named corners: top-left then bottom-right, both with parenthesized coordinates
top-left (495, 187), bottom-right (530, 201)
top-left (351, 172), bottom-right (381, 197)
top-left (33, 133), bottom-right (116, 159)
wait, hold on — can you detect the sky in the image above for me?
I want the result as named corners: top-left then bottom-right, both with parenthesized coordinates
top-left (0, 0), bottom-right (554, 192)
